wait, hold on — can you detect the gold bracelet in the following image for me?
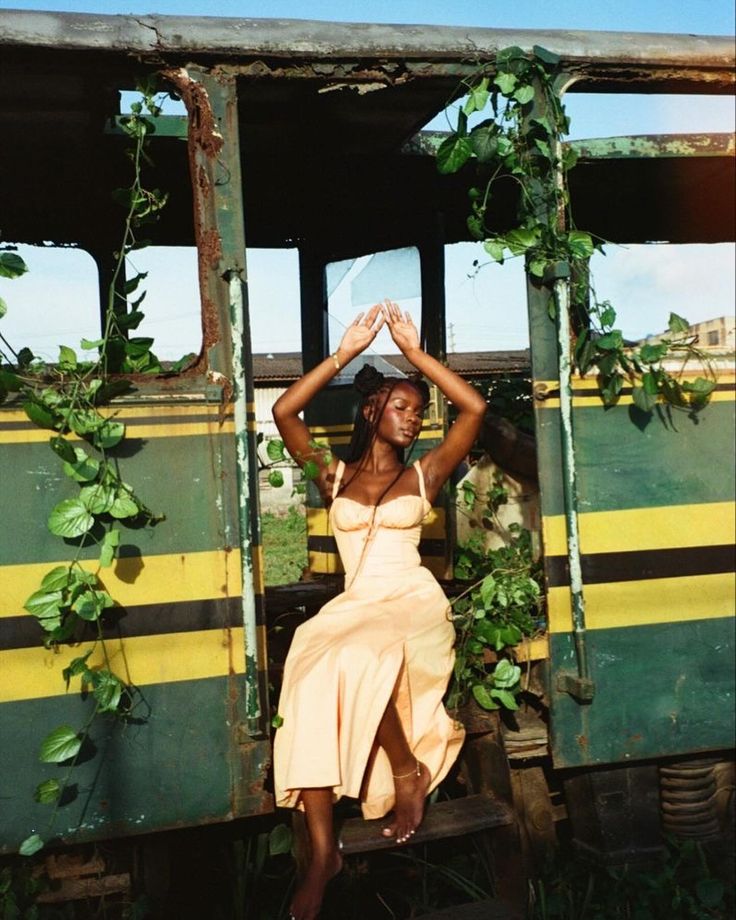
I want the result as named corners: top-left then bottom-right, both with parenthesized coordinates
top-left (331, 352), bottom-right (341, 371)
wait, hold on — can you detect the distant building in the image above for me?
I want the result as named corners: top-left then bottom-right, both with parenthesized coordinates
top-left (640, 315), bottom-right (735, 351)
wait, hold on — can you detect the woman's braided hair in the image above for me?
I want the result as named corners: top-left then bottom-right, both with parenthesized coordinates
top-left (346, 365), bottom-right (430, 464)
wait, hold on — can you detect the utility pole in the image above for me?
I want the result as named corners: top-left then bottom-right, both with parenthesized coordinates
top-left (448, 322), bottom-right (456, 354)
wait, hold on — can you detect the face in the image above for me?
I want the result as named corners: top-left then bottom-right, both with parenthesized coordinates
top-left (369, 382), bottom-right (425, 447)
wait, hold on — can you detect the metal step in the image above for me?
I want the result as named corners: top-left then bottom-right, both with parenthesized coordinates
top-left (418, 899), bottom-right (523, 920)
top-left (337, 793), bottom-right (514, 855)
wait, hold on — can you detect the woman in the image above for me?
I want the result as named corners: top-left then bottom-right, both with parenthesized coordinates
top-left (272, 301), bottom-right (487, 920)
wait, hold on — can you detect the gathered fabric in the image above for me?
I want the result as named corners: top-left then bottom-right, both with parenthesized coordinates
top-left (273, 460), bottom-right (464, 819)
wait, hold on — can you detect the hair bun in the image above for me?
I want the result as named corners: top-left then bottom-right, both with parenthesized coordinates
top-left (354, 364), bottom-right (385, 396)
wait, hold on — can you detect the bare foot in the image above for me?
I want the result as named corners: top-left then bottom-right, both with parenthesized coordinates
top-left (289, 848), bottom-right (343, 920)
top-left (381, 760), bottom-right (431, 844)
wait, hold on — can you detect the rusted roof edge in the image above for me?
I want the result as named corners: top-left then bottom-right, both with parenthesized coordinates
top-left (0, 9), bottom-right (733, 76)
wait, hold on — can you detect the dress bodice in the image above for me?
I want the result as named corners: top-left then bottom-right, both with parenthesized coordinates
top-left (329, 462), bottom-right (431, 583)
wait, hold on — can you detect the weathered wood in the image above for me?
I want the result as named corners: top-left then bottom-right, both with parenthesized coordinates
top-left (418, 899), bottom-right (523, 920)
top-left (337, 793), bottom-right (513, 855)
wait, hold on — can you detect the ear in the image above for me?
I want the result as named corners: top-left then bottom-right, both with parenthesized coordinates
top-left (363, 401), bottom-right (375, 422)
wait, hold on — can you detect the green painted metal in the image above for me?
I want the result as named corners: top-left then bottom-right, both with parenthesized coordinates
top-left (535, 398), bottom-right (736, 518)
top-left (0, 676), bottom-right (270, 855)
top-left (0, 431), bottom-right (238, 567)
top-left (549, 618), bottom-right (736, 767)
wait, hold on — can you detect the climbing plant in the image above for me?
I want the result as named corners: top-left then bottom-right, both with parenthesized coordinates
top-left (437, 45), bottom-right (716, 414)
top-left (448, 475), bottom-right (543, 714)
top-left (0, 79), bottom-right (172, 856)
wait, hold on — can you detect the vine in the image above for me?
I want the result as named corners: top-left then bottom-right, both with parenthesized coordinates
top-left (0, 79), bottom-right (170, 856)
top-left (437, 45), bottom-right (716, 414)
top-left (448, 475), bottom-right (543, 714)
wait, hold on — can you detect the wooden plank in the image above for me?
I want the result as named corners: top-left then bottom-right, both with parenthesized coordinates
top-left (419, 899), bottom-right (523, 920)
top-left (337, 793), bottom-right (513, 855)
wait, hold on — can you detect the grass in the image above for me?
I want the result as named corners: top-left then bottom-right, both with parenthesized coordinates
top-left (261, 506), bottom-right (307, 586)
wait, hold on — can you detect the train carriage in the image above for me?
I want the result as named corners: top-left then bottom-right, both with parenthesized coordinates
top-left (0, 8), bottom-right (733, 877)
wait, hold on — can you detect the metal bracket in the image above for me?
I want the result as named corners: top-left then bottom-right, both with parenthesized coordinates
top-left (557, 672), bottom-right (596, 701)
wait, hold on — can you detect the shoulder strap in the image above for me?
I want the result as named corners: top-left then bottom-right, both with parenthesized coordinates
top-left (331, 459), bottom-right (346, 500)
top-left (413, 460), bottom-right (427, 502)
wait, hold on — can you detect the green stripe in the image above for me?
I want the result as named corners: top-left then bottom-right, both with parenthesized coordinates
top-left (549, 616), bottom-right (735, 768)
top-left (537, 400), bottom-right (736, 517)
top-left (0, 675), bottom-right (271, 853)
top-left (0, 433), bottom-right (239, 565)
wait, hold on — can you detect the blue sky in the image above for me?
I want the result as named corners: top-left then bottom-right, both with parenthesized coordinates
top-left (1, 2), bottom-right (734, 358)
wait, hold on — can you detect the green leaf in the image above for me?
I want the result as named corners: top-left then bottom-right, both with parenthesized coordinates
top-left (123, 272), bottom-right (148, 296)
top-left (93, 419), bottom-right (125, 449)
top-left (39, 725), bottom-right (81, 763)
top-left (19, 834), bottom-right (44, 857)
top-left (80, 337), bottom-right (105, 350)
top-left (23, 400), bottom-right (58, 430)
top-left (513, 84), bottom-right (535, 105)
top-left (40, 566), bottom-right (73, 592)
top-left (34, 779), bottom-right (61, 804)
top-left (567, 231), bottom-right (595, 259)
top-left (80, 483), bottom-right (115, 514)
top-left (532, 45), bottom-right (561, 65)
top-left (91, 669), bottom-right (123, 712)
top-left (0, 369), bottom-right (23, 392)
top-left (490, 688), bottom-right (519, 710)
top-left (494, 658), bottom-right (521, 688)
top-left (302, 459), bottom-right (320, 481)
top-left (268, 823), bottom-right (293, 857)
top-left (49, 436), bottom-right (77, 463)
top-left (63, 448), bottom-right (101, 483)
top-left (639, 342), bottom-right (667, 364)
top-left (469, 122), bottom-right (498, 163)
top-left (483, 239), bottom-right (505, 263)
top-left (0, 296), bottom-right (6, 319)
top-left (0, 252), bottom-right (28, 279)
top-left (436, 134), bottom-right (473, 175)
top-left (58, 345), bottom-right (77, 369)
top-left (600, 304), bottom-right (617, 327)
top-left (493, 72), bottom-right (517, 95)
top-left (682, 376), bottom-right (716, 397)
top-left (109, 487), bottom-right (140, 519)
top-left (632, 385), bottom-right (657, 413)
top-left (271, 713), bottom-right (284, 728)
top-left (62, 651), bottom-right (93, 688)
top-left (48, 499), bottom-right (95, 538)
top-left (73, 589), bottom-right (113, 622)
top-left (480, 575), bottom-right (496, 607)
top-left (596, 330), bottom-right (624, 351)
top-left (268, 470), bottom-right (284, 488)
top-left (668, 312), bottom-right (690, 335)
top-left (266, 439), bottom-right (285, 462)
top-left (99, 528), bottom-right (120, 568)
top-left (505, 228), bottom-right (538, 256)
top-left (472, 683), bottom-right (500, 711)
top-left (24, 589), bottom-right (63, 621)
top-left (528, 257), bottom-right (547, 279)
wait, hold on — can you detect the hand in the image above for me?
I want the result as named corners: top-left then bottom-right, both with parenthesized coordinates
top-left (383, 300), bottom-right (421, 356)
top-left (337, 304), bottom-right (385, 361)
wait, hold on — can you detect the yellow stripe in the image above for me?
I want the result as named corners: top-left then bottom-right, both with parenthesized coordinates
top-left (307, 430), bottom-right (438, 446)
top-left (536, 372), bottom-right (736, 391)
top-left (0, 422), bottom-right (235, 443)
top-left (543, 502), bottom-right (736, 556)
top-left (1, 550), bottom-right (242, 619)
top-left (538, 390), bottom-right (734, 409)
top-left (548, 572), bottom-right (735, 632)
top-left (307, 506), bottom-right (447, 538)
top-left (0, 627), bottom-right (246, 703)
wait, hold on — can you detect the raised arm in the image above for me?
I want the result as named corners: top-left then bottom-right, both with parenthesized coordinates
top-left (383, 301), bottom-right (486, 503)
top-left (272, 305), bottom-right (384, 501)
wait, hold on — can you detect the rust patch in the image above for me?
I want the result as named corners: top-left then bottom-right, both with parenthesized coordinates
top-left (576, 734), bottom-right (588, 749)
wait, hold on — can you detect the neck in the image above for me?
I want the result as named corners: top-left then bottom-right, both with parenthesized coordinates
top-left (361, 439), bottom-right (402, 474)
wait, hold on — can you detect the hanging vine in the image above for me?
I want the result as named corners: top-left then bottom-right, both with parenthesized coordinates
top-left (437, 45), bottom-right (716, 415)
top-left (0, 79), bottom-right (171, 856)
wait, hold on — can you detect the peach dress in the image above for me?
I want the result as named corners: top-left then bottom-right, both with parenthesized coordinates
top-left (274, 459), bottom-right (464, 820)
